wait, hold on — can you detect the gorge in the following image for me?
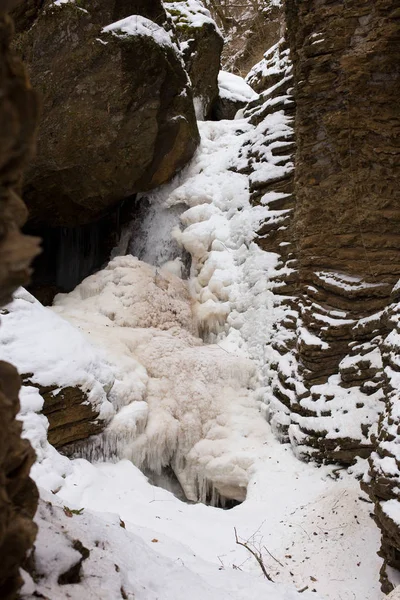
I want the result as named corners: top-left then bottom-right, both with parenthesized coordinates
top-left (0, 1), bottom-right (399, 599)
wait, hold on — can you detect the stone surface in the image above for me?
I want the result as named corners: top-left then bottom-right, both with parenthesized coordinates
top-left (0, 361), bottom-right (38, 600)
top-left (262, 0), bottom-right (399, 464)
top-left (282, 0), bottom-right (399, 459)
top-left (0, 5), bottom-right (40, 597)
top-left (14, 0), bottom-right (199, 226)
top-left (22, 376), bottom-right (105, 449)
top-left (364, 284), bottom-right (400, 593)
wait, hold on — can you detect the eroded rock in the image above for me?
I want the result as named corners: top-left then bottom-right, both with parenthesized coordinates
top-left (0, 4), bottom-right (40, 597)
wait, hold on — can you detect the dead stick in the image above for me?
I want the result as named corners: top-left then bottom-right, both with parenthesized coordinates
top-left (234, 527), bottom-right (274, 582)
top-left (263, 545), bottom-right (284, 568)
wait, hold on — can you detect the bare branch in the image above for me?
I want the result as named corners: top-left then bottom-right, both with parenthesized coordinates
top-left (234, 527), bottom-right (274, 582)
top-left (263, 545), bottom-right (284, 568)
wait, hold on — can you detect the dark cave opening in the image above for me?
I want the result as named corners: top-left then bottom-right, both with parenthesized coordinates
top-left (24, 199), bottom-right (136, 305)
top-left (145, 466), bottom-right (244, 510)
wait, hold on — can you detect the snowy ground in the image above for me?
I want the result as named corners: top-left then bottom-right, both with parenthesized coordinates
top-left (50, 445), bottom-right (380, 600)
top-left (2, 91), bottom-right (384, 599)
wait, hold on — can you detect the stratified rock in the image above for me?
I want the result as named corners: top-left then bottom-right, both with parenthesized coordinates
top-left (14, 0), bottom-right (199, 226)
top-left (0, 3), bottom-right (40, 597)
top-left (365, 282), bottom-right (400, 593)
top-left (165, 0), bottom-right (223, 119)
top-left (22, 378), bottom-right (106, 448)
top-left (262, 0), bottom-right (400, 466)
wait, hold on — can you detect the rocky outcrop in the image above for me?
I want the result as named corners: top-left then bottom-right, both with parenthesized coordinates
top-left (253, 1), bottom-right (399, 589)
top-left (0, 285), bottom-right (117, 454)
top-left (14, 0), bottom-right (200, 227)
top-left (240, 39), bottom-right (296, 297)
top-left (22, 376), bottom-right (105, 448)
top-left (0, 3), bottom-right (40, 598)
top-left (165, 1), bottom-right (223, 119)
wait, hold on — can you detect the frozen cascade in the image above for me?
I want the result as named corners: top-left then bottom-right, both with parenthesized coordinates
top-left (39, 113), bottom-right (285, 508)
top-left (7, 94), bottom-right (291, 508)
top-left (128, 196), bottom-right (191, 277)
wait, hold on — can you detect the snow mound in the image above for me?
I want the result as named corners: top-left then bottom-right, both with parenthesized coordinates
top-left (166, 0), bottom-right (219, 31)
top-left (102, 15), bottom-right (174, 49)
top-left (218, 71), bottom-right (258, 103)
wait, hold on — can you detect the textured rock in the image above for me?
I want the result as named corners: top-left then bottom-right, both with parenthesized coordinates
top-left (22, 376), bottom-right (105, 449)
top-left (263, 0), bottom-right (400, 466)
top-left (14, 0), bottom-right (199, 226)
top-left (364, 283), bottom-right (400, 593)
top-left (0, 362), bottom-right (38, 600)
top-left (0, 11), bottom-right (40, 304)
top-left (0, 4), bottom-right (39, 598)
top-left (254, 1), bottom-right (400, 588)
top-left (166, 1), bottom-right (223, 119)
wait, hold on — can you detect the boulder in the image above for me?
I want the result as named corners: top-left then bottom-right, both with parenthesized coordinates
top-left (14, 0), bottom-right (200, 226)
top-left (165, 0), bottom-right (223, 119)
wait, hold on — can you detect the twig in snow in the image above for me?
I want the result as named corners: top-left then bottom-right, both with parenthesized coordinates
top-left (234, 527), bottom-right (274, 582)
top-left (263, 545), bottom-right (284, 568)
top-left (298, 585), bottom-right (309, 593)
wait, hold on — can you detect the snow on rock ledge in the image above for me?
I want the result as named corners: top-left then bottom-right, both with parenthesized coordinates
top-left (102, 15), bottom-right (175, 48)
top-left (0, 288), bottom-right (115, 448)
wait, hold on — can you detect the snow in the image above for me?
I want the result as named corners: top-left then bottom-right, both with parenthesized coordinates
top-left (102, 16), bottom-right (174, 49)
top-left (11, 108), bottom-right (382, 599)
top-left (166, 0), bottom-right (221, 32)
top-left (218, 71), bottom-right (258, 103)
top-left (22, 487), bottom-right (319, 600)
top-left (0, 287), bottom-right (114, 420)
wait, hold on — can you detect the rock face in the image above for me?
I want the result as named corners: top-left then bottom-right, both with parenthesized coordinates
top-left (0, 361), bottom-right (39, 600)
top-left (256, 0), bottom-right (399, 591)
top-left (165, 1), bottom-right (223, 119)
top-left (213, 0), bottom-right (285, 76)
top-left (365, 282), bottom-right (400, 593)
top-left (14, 0), bottom-right (200, 226)
top-left (22, 377), bottom-right (105, 449)
top-left (264, 0), bottom-right (400, 463)
top-left (0, 3), bottom-right (40, 598)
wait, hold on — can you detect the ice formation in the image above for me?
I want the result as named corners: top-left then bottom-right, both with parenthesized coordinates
top-left (52, 256), bottom-right (272, 504)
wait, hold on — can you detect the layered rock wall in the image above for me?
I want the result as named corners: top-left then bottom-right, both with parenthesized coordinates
top-left (266, 0), bottom-right (400, 463)
top-left (260, 0), bottom-right (400, 590)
